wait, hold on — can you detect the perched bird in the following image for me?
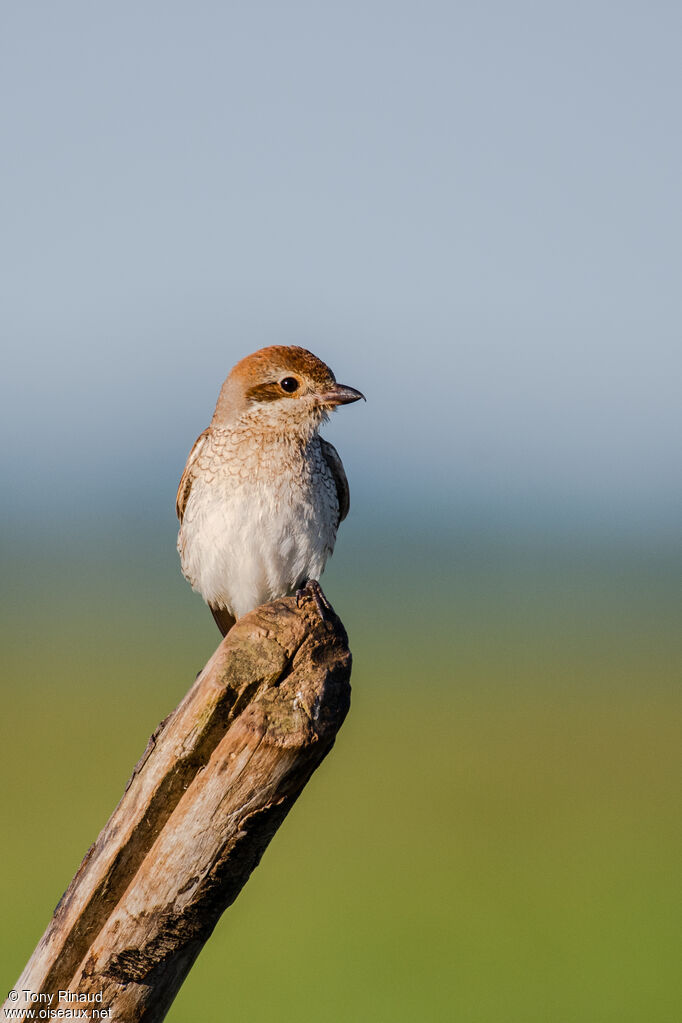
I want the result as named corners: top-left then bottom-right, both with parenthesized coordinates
top-left (177, 346), bottom-right (364, 636)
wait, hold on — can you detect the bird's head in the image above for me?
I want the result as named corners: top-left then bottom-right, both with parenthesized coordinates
top-left (212, 346), bottom-right (364, 432)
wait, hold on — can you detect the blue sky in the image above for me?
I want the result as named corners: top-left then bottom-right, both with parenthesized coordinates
top-left (2, 1), bottom-right (681, 529)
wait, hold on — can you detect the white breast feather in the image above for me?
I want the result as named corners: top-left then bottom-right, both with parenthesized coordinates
top-left (177, 431), bottom-right (339, 619)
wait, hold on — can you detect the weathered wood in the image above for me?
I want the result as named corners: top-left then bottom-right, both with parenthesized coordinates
top-left (5, 584), bottom-right (351, 1022)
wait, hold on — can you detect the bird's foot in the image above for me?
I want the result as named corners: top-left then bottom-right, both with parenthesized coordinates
top-left (296, 579), bottom-right (333, 622)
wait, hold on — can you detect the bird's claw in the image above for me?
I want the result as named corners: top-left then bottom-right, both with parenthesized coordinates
top-left (296, 579), bottom-right (333, 623)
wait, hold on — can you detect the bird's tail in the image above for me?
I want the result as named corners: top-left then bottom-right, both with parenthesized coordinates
top-left (209, 604), bottom-right (236, 637)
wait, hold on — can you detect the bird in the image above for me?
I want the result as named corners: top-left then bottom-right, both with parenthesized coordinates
top-left (176, 345), bottom-right (364, 636)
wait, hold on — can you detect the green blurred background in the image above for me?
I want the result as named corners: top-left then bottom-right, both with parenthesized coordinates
top-left (2, 515), bottom-right (680, 1021)
top-left (2, 1), bottom-right (681, 1019)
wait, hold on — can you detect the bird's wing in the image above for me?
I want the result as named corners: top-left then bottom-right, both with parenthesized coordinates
top-left (176, 429), bottom-right (210, 523)
top-left (320, 437), bottom-right (350, 526)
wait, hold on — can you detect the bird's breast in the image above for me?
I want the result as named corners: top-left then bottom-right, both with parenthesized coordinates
top-left (178, 433), bottom-right (339, 618)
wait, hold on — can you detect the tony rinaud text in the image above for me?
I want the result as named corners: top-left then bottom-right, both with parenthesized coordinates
top-left (15, 994), bottom-right (102, 1004)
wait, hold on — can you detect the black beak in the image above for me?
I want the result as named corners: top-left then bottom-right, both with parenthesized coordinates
top-left (317, 384), bottom-right (366, 407)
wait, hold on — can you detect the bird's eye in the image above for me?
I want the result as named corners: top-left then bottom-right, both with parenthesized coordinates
top-left (280, 377), bottom-right (300, 393)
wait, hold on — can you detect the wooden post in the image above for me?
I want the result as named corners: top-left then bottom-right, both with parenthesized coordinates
top-left (5, 584), bottom-right (351, 1022)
